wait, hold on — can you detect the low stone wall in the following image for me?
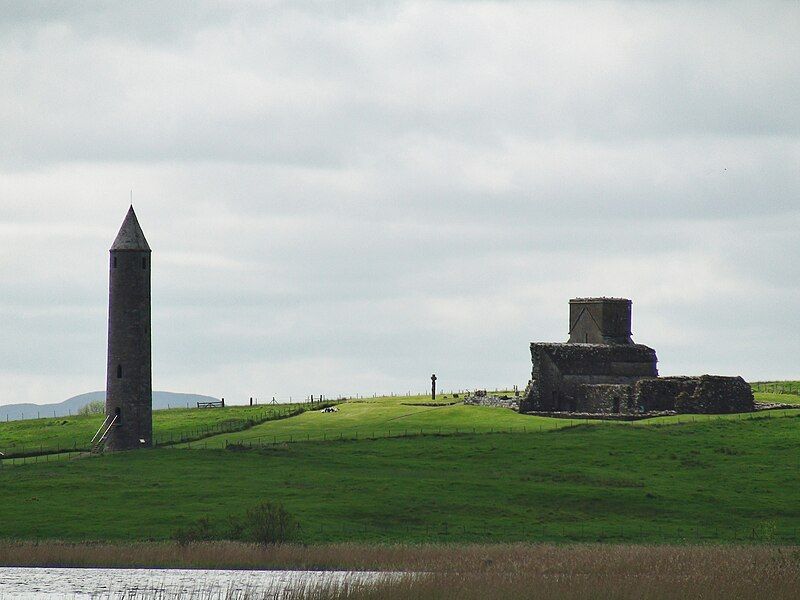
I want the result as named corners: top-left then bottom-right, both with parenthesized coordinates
top-left (464, 395), bottom-right (520, 410)
top-left (755, 402), bottom-right (799, 411)
top-left (522, 410), bottom-right (678, 421)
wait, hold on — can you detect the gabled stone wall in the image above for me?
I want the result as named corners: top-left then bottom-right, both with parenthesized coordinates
top-left (522, 342), bottom-right (657, 412)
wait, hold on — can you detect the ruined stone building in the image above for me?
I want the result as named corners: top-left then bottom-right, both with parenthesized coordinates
top-left (104, 206), bottom-right (153, 450)
top-left (521, 298), bottom-right (754, 415)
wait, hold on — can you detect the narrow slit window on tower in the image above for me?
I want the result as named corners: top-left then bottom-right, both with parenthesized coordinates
top-left (112, 256), bottom-right (117, 268)
top-left (142, 257), bottom-right (147, 269)
top-left (117, 364), bottom-right (122, 379)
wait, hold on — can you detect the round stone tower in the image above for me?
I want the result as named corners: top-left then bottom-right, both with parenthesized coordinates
top-left (105, 206), bottom-right (152, 451)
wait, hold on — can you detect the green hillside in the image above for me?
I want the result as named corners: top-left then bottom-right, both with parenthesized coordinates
top-left (1, 414), bottom-right (798, 544)
top-left (2, 385), bottom-right (798, 545)
top-left (187, 395), bottom-right (564, 448)
top-left (1, 389), bottom-right (796, 457)
top-left (751, 381), bottom-right (800, 405)
top-left (183, 392), bottom-right (798, 448)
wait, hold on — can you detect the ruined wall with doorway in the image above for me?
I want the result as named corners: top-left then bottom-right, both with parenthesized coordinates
top-left (575, 384), bottom-right (633, 413)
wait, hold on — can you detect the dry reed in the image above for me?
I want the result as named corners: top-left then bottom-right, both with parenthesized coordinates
top-left (1, 542), bottom-right (798, 599)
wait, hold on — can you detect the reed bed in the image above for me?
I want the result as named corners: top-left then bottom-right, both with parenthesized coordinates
top-left (1, 542), bottom-right (799, 598)
top-left (249, 558), bottom-right (800, 600)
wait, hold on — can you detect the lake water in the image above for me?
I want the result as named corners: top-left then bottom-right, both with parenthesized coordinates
top-left (0, 566), bottom-right (395, 599)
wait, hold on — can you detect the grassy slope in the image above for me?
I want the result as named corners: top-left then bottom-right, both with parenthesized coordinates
top-left (752, 380), bottom-right (800, 404)
top-left (184, 393), bottom-right (800, 447)
top-left (755, 391), bottom-right (800, 405)
top-left (1, 414), bottom-right (798, 543)
top-left (192, 397), bottom-right (565, 447)
top-left (0, 404), bottom-right (309, 456)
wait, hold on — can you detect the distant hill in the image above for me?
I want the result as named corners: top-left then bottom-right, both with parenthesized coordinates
top-left (0, 391), bottom-right (220, 421)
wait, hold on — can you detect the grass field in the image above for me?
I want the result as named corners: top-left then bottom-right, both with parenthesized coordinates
top-left (752, 380), bottom-right (800, 405)
top-left (1, 413), bottom-right (798, 544)
top-left (754, 391), bottom-right (800, 405)
top-left (1, 385), bottom-right (798, 547)
top-left (0, 403), bottom-right (315, 458)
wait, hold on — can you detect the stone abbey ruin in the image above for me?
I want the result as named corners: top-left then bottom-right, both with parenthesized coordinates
top-left (521, 298), bottom-right (754, 416)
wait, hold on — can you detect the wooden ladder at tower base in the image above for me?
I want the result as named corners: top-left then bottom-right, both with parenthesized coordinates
top-left (90, 414), bottom-right (117, 454)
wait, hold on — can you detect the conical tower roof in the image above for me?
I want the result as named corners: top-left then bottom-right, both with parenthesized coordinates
top-left (110, 206), bottom-right (151, 251)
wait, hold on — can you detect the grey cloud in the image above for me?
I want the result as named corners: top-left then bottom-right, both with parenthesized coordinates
top-left (0, 1), bottom-right (798, 404)
top-left (2, 2), bottom-right (799, 172)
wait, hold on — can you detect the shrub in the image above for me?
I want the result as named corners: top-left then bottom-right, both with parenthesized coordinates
top-left (172, 503), bottom-right (300, 546)
top-left (78, 400), bottom-right (104, 416)
top-left (172, 516), bottom-right (213, 546)
top-left (239, 502), bottom-right (300, 545)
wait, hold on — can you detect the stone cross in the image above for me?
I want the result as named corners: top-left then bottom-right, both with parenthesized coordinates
top-left (431, 373), bottom-right (437, 400)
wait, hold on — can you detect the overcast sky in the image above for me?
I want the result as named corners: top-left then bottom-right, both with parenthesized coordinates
top-left (1, 1), bottom-right (798, 405)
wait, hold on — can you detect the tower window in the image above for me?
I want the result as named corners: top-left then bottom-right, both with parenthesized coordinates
top-left (116, 364), bottom-right (122, 379)
top-left (112, 256), bottom-right (117, 268)
top-left (142, 257), bottom-right (147, 269)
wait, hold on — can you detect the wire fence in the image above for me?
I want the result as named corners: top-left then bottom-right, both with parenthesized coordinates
top-left (0, 450), bottom-right (84, 467)
top-left (158, 408), bottom-right (800, 451)
top-left (0, 395), bottom-right (339, 423)
top-left (0, 389), bottom-right (504, 423)
top-left (0, 402), bottom-right (338, 461)
top-left (3, 406), bottom-right (797, 466)
top-left (751, 382), bottom-right (800, 395)
top-left (151, 404), bottom-right (334, 447)
top-left (3, 383), bottom-right (794, 423)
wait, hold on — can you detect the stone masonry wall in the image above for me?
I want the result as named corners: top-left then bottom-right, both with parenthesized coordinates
top-left (521, 342), bottom-right (657, 412)
top-left (633, 375), bottom-right (754, 414)
top-left (575, 383), bottom-right (633, 413)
